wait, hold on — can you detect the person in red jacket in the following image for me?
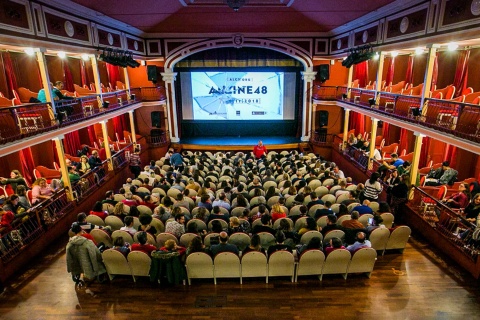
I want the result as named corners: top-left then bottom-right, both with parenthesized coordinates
top-left (0, 207), bottom-right (15, 234)
top-left (131, 231), bottom-right (157, 256)
top-left (253, 140), bottom-right (267, 159)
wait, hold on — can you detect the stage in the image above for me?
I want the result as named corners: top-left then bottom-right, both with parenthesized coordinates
top-left (172, 136), bottom-right (309, 152)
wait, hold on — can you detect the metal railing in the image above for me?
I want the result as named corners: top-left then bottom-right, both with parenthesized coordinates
top-left (146, 130), bottom-right (170, 147)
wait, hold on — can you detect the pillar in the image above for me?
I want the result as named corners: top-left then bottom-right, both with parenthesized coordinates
top-left (36, 50), bottom-right (56, 117)
top-left (301, 71), bottom-right (317, 141)
top-left (100, 120), bottom-right (113, 170)
top-left (420, 44), bottom-right (439, 112)
top-left (90, 55), bottom-right (103, 108)
top-left (346, 66), bottom-right (354, 98)
top-left (410, 132), bottom-right (425, 187)
top-left (128, 110), bottom-right (137, 144)
top-left (53, 135), bottom-right (73, 201)
top-left (161, 71), bottom-right (179, 143)
top-left (342, 108), bottom-right (351, 149)
top-left (368, 118), bottom-right (379, 169)
top-left (374, 51), bottom-right (385, 103)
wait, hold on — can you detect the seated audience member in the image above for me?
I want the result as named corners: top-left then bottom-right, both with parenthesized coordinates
top-left (314, 201), bottom-right (333, 220)
top-left (2, 195), bottom-right (29, 218)
top-left (324, 237), bottom-right (346, 256)
top-left (75, 212), bottom-right (102, 233)
top-left (186, 236), bottom-right (205, 256)
top-left (425, 161), bottom-right (458, 186)
top-left (15, 185), bottom-right (31, 209)
top-left (443, 183), bottom-right (470, 209)
top-left (342, 211), bottom-right (365, 229)
top-left (131, 231), bottom-right (157, 255)
top-left (341, 191), bottom-right (358, 206)
top-left (143, 195), bottom-right (158, 211)
top-left (210, 231), bottom-right (239, 256)
top-left (397, 161), bottom-right (411, 176)
top-left (122, 192), bottom-right (139, 206)
top-left (192, 206), bottom-right (209, 223)
top-left (165, 213), bottom-right (186, 238)
top-left (465, 194), bottom-right (480, 224)
top-left (112, 202), bottom-right (127, 221)
top-left (160, 239), bottom-right (186, 256)
top-left (0, 170), bottom-right (27, 194)
top-left (277, 218), bottom-right (298, 246)
top-left (198, 194), bottom-right (213, 211)
top-left (252, 214), bottom-right (275, 235)
top-left (298, 217), bottom-right (319, 236)
top-left (332, 166), bottom-right (345, 180)
top-left (90, 201), bottom-right (108, 220)
top-left (207, 206), bottom-right (230, 224)
top-left (153, 206), bottom-right (171, 224)
top-left (173, 193), bottom-right (190, 210)
top-left (78, 155), bottom-right (91, 175)
top-left (382, 153), bottom-right (404, 171)
top-left (63, 166), bottom-right (81, 184)
top-left (120, 216), bottom-right (137, 236)
top-left (346, 231), bottom-right (371, 253)
top-left (242, 234), bottom-right (265, 255)
top-left (128, 206), bottom-right (140, 217)
top-left (251, 188), bottom-right (266, 208)
top-left (289, 205), bottom-right (308, 223)
top-left (297, 236), bottom-right (322, 256)
top-left (138, 214), bottom-right (157, 235)
top-left (267, 231), bottom-right (293, 257)
top-left (112, 237), bottom-right (130, 257)
top-left (320, 214), bottom-right (342, 236)
top-left (102, 190), bottom-right (117, 206)
top-left (337, 204), bottom-right (349, 217)
top-left (88, 150), bottom-right (103, 170)
top-left (352, 200), bottom-right (374, 215)
top-left (307, 192), bottom-right (324, 208)
top-left (212, 192), bottom-right (231, 211)
top-left (270, 203), bottom-right (286, 222)
top-left (31, 178), bottom-right (54, 205)
top-left (228, 216), bottom-right (249, 234)
top-left (0, 207), bottom-right (16, 234)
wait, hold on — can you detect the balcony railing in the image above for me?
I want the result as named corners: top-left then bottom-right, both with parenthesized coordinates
top-left (0, 87), bottom-right (166, 147)
top-left (313, 86), bottom-right (480, 145)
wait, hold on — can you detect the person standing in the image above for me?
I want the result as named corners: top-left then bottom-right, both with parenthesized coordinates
top-left (253, 140), bottom-right (267, 159)
top-left (129, 145), bottom-right (142, 178)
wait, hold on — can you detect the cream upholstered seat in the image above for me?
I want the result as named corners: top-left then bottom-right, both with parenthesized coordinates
top-left (347, 247), bottom-right (377, 278)
top-left (133, 231), bottom-right (157, 246)
top-left (294, 216), bottom-right (309, 231)
top-left (263, 180), bottom-right (277, 190)
top-left (347, 202), bottom-right (361, 213)
top-left (204, 233), bottom-right (220, 248)
top-left (267, 251), bottom-right (295, 282)
top-left (187, 219), bottom-right (207, 231)
top-left (295, 249), bottom-right (325, 282)
top-left (315, 186), bottom-right (329, 198)
top-left (323, 230), bottom-right (345, 246)
top-left (289, 205), bottom-right (303, 216)
top-left (380, 213), bottom-right (394, 228)
top-left (228, 232), bottom-right (251, 251)
top-left (137, 205), bottom-right (153, 215)
top-left (336, 215), bottom-right (351, 226)
top-left (241, 251), bottom-right (268, 283)
top-left (137, 187), bottom-right (151, 194)
top-left (127, 251), bottom-right (151, 281)
top-left (213, 252), bottom-right (241, 284)
top-left (113, 194), bottom-right (126, 201)
top-left (329, 185), bottom-right (342, 195)
top-left (321, 194), bottom-right (336, 204)
top-left (180, 233), bottom-right (199, 247)
top-left (257, 232), bottom-right (275, 249)
top-left (300, 230), bottom-right (323, 244)
top-left (385, 226), bottom-right (411, 253)
top-left (90, 229), bottom-right (113, 247)
top-left (167, 188), bottom-right (181, 198)
top-left (316, 216), bottom-right (328, 229)
top-left (207, 219), bottom-right (228, 231)
top-left (105, 215), bottom-right (124, 231)
top-left (156, 233), bottom-right (178, 247)
top-left (368, 201), bottom-right (380, 212)
top-left (102, 249), bottom-right (133, 281)
top-left (358, 214), bottom-right (374, 228)
top-left (369, 227), bottom-right (390, 254)
top-left (320, 249), bottom-right (351, 280)
top-left (336, 193), bottom-right (350, 204)
top-left (86, 215), bottom-right (105, 227)
top-left (272, 217), bottom-right (293, 230)
top-left (307, 179), bottom-right (322, 191)
top-left (102, 203), bottom-right (115, 214)
top-left (330, 204), bottom-right (341, 214)
top-left (308, 204), bottom-right (324, 217)
top-left (112, 230), bottom-right (134, 244)
top-left (150, 218), bottom-right (165, 234)
top-left (186, 252), bottom-right (214, 285)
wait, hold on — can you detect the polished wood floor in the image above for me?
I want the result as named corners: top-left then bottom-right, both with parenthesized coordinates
top-left (0, 233), bottom-right (479, 320)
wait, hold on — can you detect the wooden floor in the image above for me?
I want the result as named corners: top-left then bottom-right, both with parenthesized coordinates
top-left (1, 233), bottom-right (480, 320)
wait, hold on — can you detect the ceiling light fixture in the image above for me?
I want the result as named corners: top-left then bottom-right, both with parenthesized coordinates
top-left (24, 48), bottom-right (35, 56)
top-left (447, 42), bottom-right (458, 51)
top-left (57, 51), bottom-right (66, 58)
top-left (81, 54), bottom-right (90, 61)
top-left (415, 47), bottom-right (424, 55)
top-left (391, 51), bottom-right (398, 57)
top-left (373, 52), bottom-right (379, 60)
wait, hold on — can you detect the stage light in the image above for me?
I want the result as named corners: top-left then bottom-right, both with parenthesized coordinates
top-left (81, 54), bottom-right (90, 61)
top-left (373, 52), bottom-right (379, 60)
top-left (57, 51), bottom-right (66, 58)
top-left (141, 60), bottom-right (146, 66)
top-left (391, 51), bottom-right (398, 57)
top-left (415, 47), bottom-right (424, 55)
top-left (368, 98), bottom-right (376, 107)
top-left (447, 42), bottom-right (458, 51)
top-left (24, 48), bottom-right (35, 56)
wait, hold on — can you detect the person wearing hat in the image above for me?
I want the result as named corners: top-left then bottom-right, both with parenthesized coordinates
top-left (425, 161), bottom-right (458, 186)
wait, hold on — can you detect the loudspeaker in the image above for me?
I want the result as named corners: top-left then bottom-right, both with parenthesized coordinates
top-left (318, 65), bottom-right (330, 82)
top-left (151, 111), bottom-right (162, 128)
top-left (318, 110), bottom-right (329, 127)
top-left (147, 65), bottom-right (158, 83)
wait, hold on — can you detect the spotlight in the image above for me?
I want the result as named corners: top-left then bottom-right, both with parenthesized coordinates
top-left (368, 98), bottom-right (376, 107)
top-left (24, 48), bottom-right (35, 56)
top-left (447, 42), bottom-right (458, 51)
top-left (415, 47), bottom-right (424, 55)
top-left (411, 107), bottom-right (421, 117)
top-left (57, 51), bottom-right (66, 58)
top-left (391, 51), bottom-right (398, 57)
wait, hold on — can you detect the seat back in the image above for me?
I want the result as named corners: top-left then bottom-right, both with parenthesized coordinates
top-left (186, 252), bottom-right (214, 284)
top-left (267, 251), bottom-right (295, 282)
top-left (112, 230), bottom-right (134, 244)
top-left (272, 217), bottom-right (293, 230)
top-left (380, 213), bottom-right (394, 228)
top-left (369, 227), bottom-right (390, 252)
top-left (321, 249), bottom-right (351, 279)
top-left (316, 216), bottom-right (328, 228)
top-left (314, 186), bottom-right (329, 198)
top-left (105, 215), bottom-right (124, 231)
top-left (296, 249), bottom-right (325, 279)
top-left (102, 249), bottom-right (132, 279)
top-left (204, 233), bottom-right (220, 247)
top-left (385, 226), bottom-right (411, 251)
top-left (241, 251), bottom-right (267, 280)
top-left (347, 247), bottom-right (377, 277)
top-left (358, 214), bottom-right (374, 227)
top-left (257, 232), bottom-right (275, 249)
top-left (150, 218), bottom-right (165, 233)
top-left (90, 229), bottom-right (113, 247)
top-left (228, 232), bottom-right (251, 251)
top-left (85, 215), bottom-right (106, 226)
top-left (336, 215), bottom-right (351, 226)
top-left (187, 219), bottom-right (207, 231)
top-left (300, 230), bottom-right (323, 245)
top-left (156, 233), bottom-right (178, 247)
top-left (128, 251), bottom-right (151, 279)
top-left (294, 216), bottom-right (309, 231)
top-left (133, 231), bottom-right (157, 246)
top-left (323, 230), bottom-right (345, 245)
top-left (180, 233), bottom-right (199, 247)
top-left (214, 252), bottom-right (241, 282)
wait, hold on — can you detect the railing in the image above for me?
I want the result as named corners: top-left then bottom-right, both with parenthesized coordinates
top-left (146, 130), bottom-right (170, 147)
top-left (312, 85), bottom-right (337, 100)
top-left (140, 86), bottom-right (167, 101)
top-left (313, 86), bottom-right (480, 145)
top-left (71, 161), bottom-right (110, 202)
top-left (112, 144), bottom-right (134, 171)
top-left (408, 186), bottom-right (479, 262)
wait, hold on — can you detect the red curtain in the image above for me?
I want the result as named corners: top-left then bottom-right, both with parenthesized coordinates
top-left (106, 63), bottom-right (120, 90)
top-left (419, 136), bottom-right (431, 168)
top-left (431, 53), bottom-right (438, 90)
top-left (1, 51), bottom-right (18, 99)
top-left (80, 60), bottom-right (90, 88)
top-left (87, 125), bottom-right (97, 146)
top-left (52, 141), bottom-right (59, 164)
top-left (113, 115), bottom-right (127, 140)
top-left (354, 61), bottom-right (369, 88)
top-left (63, 132), bottom-right (82, 155)
top-left (405, 55), bottom-right (414, 85)
top-left (382, 122), bottom-right (390, 145)
top-left (452, 50), bottom-right (470, 98)
top-left (385, 57), bottom-right (395, 86)
top-left (349, 111), bottom-right (365, 135)
top-left (62, 60), bottom-right (75, 92)
top-left (19, 147), bottom-right (35, 185)
top-left (444, 144), bottom-right (458, 168)
top-left (399, 128), bottom-right (408, 154)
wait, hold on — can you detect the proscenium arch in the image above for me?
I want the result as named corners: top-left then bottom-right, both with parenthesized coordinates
top-left (164, 37), bottom-right (314, 72)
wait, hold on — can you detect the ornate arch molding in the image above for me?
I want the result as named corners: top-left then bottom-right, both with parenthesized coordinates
top-left (164, 37), bottom-right (313, 71)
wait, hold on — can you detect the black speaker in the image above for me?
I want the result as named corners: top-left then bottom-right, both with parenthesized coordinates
top-left (318, 65), bottom-right (330, 82)
top-left (151, 111), bottom-right (161, 128)
top-left (147, 65), bottom-right (158, 83)
top-left (318, 110), bottom-right (329, 127)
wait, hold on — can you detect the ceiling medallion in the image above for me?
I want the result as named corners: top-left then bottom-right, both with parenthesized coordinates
top-left (134, 41), bottom-right (139, 51)
top-left (64, 20), bottom-right (74, 37)
top-left (107, 33), bottom-right (114, 45)
top-left (362, 30), bottom-right (368, 43)
top-left (337, 39), bottom-right (342, 50)
top-left (471, 0), bottom-right (480, 15)
top-left (233, 34), bottom-right (244, 48)
top-left (400, 16), bottom-right (409, 33)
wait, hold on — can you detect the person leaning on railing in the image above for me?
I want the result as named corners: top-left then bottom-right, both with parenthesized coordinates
top-left (31, 178), bottom-right (54, 205)
top-left (0, 170), bottom-right (27, 194)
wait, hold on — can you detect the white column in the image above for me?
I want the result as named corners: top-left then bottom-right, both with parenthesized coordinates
top-left (374, 51), bottom-right (385, 101)
top-left (410, 131), bottom-right (425, 187)
top-left (161, 71), bottom-right (179, 142)
top-left (36, 49), bottom-right (56, 116)
top-left (128, 110), bottom-right (137, 144)
top-left (53, 135), bottom-right (73, 201)
top-left (90, 55), bottom-right (103, 108)
top-left (346, 66), bottom-right (354, 98)
top-left (342, 109), bottom-right (351, 149)
top-left (301, 71), bottom-right (317, 141)
top-left (368, 118), bottom-right (379, 170)
top-left (420, 44), bottom-right (439, 111)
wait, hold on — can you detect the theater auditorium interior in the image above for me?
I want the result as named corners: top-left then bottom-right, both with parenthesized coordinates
top-left (1, 0), bottom-right (480, 318)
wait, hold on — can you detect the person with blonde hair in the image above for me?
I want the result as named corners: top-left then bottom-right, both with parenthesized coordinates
top-left (159, 239), bottom-right (186, 256)
top-left (112, 202), bottom-right (127, 220)
top-left (271, 203), bottom-right (286, 222)
top-left (31, 177), bottom-right (54, 205)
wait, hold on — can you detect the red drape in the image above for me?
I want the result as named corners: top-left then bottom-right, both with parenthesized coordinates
top-left (63, 60), bottom-right (75, 92)
top-left (382, 122), bottom-right (390, 145)
top-left (405, 55), bottom-right (414, 85)
top-left (1, 51), bottom-right (18, 99)
top-left (452, 50), bottom-right (470, 98)
top-left (80, 60), bottom-right (90, 88)
top-left (63, 131), bottom-right (82, 156)
top-left (106, 63), bottom-right (120, 90)
top-left (19, 147), bottom-right (35, 185)
top-left (399, 128), bottom-right (408, 154)
top-left (349, 111), bottom-right (365, 135)
top-left (87, 125), bottom-right (97, 146)
top-left (353, 61), bottom-right (369, 88)
top-left (419, 136), bottom-right (431, 168)
top-left (431, 53), bottom-right (438, 90)
top-left (52, 141), bottom-right (59, 164)
top-left (385, 57), bottom-right (395, 87)
top-left (444, 144), bottom-right (458, 168)
top-left (113, 115), bottom-right (127, 140)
